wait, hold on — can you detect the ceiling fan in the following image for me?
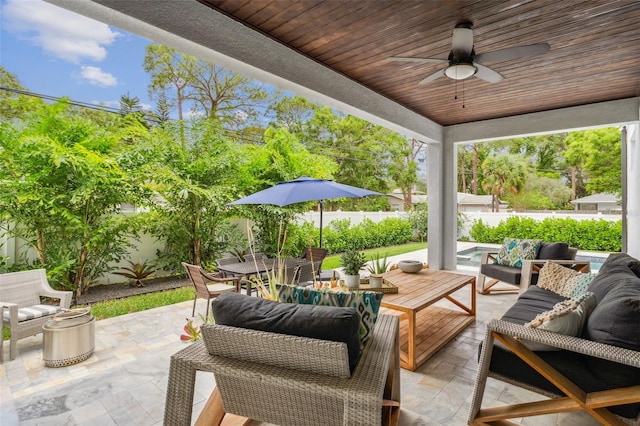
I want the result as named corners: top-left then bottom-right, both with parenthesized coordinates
top-left (389, 21), bottom-right (550, 84)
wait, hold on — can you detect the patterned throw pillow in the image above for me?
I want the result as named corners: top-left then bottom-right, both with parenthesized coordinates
top-left (278, 286), bottom-right (383, 347)
top-left (523, 292), bottom-right (597, 351)
top-left (537, 261), bottom-right (581, 297)
top-left (570, 273), bottom-right (598, 299)
top-left (494, 238), bottom-right (542, 268)
top-left (537, 262), bottom-right (597, 298)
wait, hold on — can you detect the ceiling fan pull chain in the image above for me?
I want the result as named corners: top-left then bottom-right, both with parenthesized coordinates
top-left (454, 78), bottom-right (458, 100)
top-left (462, 79), bottom-right (466, 108)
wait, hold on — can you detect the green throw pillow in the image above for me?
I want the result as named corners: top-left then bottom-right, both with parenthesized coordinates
top-left (494, 238), bottom-right (542, 268)
top-left (278, 285), bottom-right (383, 347)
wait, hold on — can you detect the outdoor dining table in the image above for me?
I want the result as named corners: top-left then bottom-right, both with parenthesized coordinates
top-left (216, 257), bottom-right (310, 295)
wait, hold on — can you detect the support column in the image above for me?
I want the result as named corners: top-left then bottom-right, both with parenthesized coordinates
top-left (625, 124), bottom-right (640, 258)
top-left (427, 141), bottom-right (458, 270)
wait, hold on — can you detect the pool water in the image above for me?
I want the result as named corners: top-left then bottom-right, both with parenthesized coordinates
top-left (456, 246), bottom-right (607, 272)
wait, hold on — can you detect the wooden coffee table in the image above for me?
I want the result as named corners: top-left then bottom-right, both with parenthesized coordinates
top-left (381, 268), bottom-right (476, 371)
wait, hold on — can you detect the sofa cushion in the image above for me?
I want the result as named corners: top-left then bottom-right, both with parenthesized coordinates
top-left (494, 238), bottom-right (543, 268)
top-left (212, 292), bottom-right (361, 371)
top-left (537, 242), bottom-right (570, 260)
top-left (277, 286), bottom-right (383, 347)
top-left (587, 264), bottom-right (640, 303)
top-left (480, 263), bottom-right (523, 285)
top-left (2, 304), bottom-right (62, 322)
top-left (597, 252), bottom-right (640, 277)
top-left (570, 273), bottom-right (598, 298)
top-left (586, 277), bottom-right (640, 351)
top-left (501, 286), bottom-right (566, 325)
top-left (523, 292), bottom-right (596, 351)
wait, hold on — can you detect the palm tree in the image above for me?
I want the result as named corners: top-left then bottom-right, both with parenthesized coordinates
top-left (481, 154), bottom-right (528, 211)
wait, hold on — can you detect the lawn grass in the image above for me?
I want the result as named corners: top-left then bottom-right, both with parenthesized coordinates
top-left (321, 241), bottom-right (427, 270)
top-left (3, 241), bottom-right (428, 339)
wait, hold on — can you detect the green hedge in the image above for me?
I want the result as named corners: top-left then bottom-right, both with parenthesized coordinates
top-left (287, 217), bottom-right (413, 255)
top-left (469, 216), bottom-right (622, 252)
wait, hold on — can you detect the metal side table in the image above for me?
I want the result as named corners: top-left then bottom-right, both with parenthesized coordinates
top-left (42, 308), bottom-right (95, 367)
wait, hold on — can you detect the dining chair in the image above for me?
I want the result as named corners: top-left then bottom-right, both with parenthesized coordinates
top-left (299, 247), bottom-right (328, 277)
top-left (295, 262), bottom-right (316, 286)
top-left (181, 262), bottom-right (245, 318)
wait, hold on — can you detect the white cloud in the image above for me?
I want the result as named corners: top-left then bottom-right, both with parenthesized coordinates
top-left (2, 0), bottom-right (119, 63)
top-left (78, 66), bottom-right (117, 87)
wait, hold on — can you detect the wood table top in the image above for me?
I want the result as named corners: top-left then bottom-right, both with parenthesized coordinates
top-left (381, 268), bottom-right (475, 311)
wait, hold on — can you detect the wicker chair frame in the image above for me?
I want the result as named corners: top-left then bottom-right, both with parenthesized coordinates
top-left (164, 314), bottom-right (400, 425)
top-left (468, 319), bottom-right (640, 425)
top-left (1, 269), bottom-right (72, 362)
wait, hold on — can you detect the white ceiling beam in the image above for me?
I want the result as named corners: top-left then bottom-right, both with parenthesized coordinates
top-left (46, 0), bottom-right (443, 143)
top-left (444, 97), bottom-right (640, 144)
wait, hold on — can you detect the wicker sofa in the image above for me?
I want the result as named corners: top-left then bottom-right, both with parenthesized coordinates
top-left (469, 253), bottom-right (640, 424)
top-left (164, 293), bottom-right (400, 426)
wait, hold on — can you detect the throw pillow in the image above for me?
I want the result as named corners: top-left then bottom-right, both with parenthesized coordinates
top-left (570, 273), bottom-right (598, 299)
top-left (523, 292), bottom-right (597, 351)
top-left (536, 261), bottom-right (581, 297)
top-left (278, 285), bottom-right (383, 347)
top-left (212, 292), bottom-right (361, 371)
top-left (586, 277), bottom-right (640, 351)
top-left (494, 238), bottom-right (543, 268)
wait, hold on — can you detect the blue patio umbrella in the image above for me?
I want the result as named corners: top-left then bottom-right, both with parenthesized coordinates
top-left (229, 176), bottom-right (382, 247)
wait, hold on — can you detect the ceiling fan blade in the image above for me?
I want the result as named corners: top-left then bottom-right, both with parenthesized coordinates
top-left (388, 56), bottom-right (447, 64)
top-left (474, 64), bottom-right (503, 83)
top-left (474, 43), bottom-right (550, 63)
top-left (418, 69), bottom-right (445, 84)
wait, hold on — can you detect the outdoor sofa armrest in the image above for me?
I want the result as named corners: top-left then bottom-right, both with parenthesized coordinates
top-left (479, 251), bottom-right (499, 265)
top-left (1, 302), bottom-right (19, 326)
top-left (469, 319), bottom-right (640, 425)
top-left (38, 288), bottom-right (73, 309)
top-left (520, 259), bottom-right (591, 294)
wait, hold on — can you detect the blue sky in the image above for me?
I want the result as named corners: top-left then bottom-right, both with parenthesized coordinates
top-left (1, 0), bottom-right (154, 111)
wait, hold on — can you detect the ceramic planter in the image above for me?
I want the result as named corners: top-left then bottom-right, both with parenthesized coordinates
top-left (343, 274), bottom-right (361, 288)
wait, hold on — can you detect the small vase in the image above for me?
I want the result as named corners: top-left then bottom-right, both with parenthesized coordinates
top-left (369, 274), bottom-right (383, 288)
top-left (343, 274), bottom-right (360, 288)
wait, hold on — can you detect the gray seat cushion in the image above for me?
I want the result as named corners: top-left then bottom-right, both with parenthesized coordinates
top-left (480, 263), bottom-right (522, 285)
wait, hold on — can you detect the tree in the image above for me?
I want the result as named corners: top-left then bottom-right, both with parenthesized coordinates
top-left (563, 128), bottom-right (621, 195)
top-left (0, 66), bottom-right (40, 120)
top-left (0, 99), bottom-right (149, 295)
top-left (481, 154), bottom-right (528, 211)
top-left (143, 44), bottom-right (268, 130)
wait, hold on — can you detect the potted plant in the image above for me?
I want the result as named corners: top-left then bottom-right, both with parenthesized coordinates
top-left (367, 252), bottom-right (389, 288)
top-left (340, 250), bottom-right (367, 288)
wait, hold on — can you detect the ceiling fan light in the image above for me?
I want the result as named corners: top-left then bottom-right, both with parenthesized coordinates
top-left (444, 63), bottom-right (477, 80)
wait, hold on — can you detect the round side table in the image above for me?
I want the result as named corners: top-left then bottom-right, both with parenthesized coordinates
top-left (42, 308), bottom-right (95, 367)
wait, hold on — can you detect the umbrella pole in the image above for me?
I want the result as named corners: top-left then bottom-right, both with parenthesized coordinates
top-left (319, 200), bottom-right (323, 248)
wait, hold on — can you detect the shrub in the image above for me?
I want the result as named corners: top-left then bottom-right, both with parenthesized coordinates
top-left (469, 216), bottom-right (621, 252)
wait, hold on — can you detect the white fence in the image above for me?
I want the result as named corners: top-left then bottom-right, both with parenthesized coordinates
top-left (1, 210), bottom-right (621, 285)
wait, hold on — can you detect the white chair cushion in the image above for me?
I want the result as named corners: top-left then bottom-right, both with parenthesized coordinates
top-left (206, 284), bottom-right (235, 293)
top-left (2, 305), bottom-right (62, 322)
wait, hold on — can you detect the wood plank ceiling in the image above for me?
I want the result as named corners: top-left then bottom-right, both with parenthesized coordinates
top-left (199, 0), bottom-right (640, 127)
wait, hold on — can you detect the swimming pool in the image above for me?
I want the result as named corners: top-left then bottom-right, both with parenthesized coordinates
top-left (456, 246), bottom-right (608, 271)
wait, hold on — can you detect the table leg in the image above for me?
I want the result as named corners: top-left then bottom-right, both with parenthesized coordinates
top-left (407, 311), bottom-right (416, 371)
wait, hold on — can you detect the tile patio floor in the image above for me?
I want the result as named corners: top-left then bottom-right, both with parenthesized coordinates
top-left (1, 250), bottom-right (603, 425)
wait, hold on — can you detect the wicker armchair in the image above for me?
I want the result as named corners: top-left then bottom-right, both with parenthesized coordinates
top-left (468, 319), bottom-right (640, 425)
top-left (1, 269), bottom-right (72, 362)
top-left (164, 314), bottom-right (400, 426)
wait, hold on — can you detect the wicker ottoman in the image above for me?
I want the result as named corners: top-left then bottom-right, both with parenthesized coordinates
top-left (42, 308), bottom-right (95, 367)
